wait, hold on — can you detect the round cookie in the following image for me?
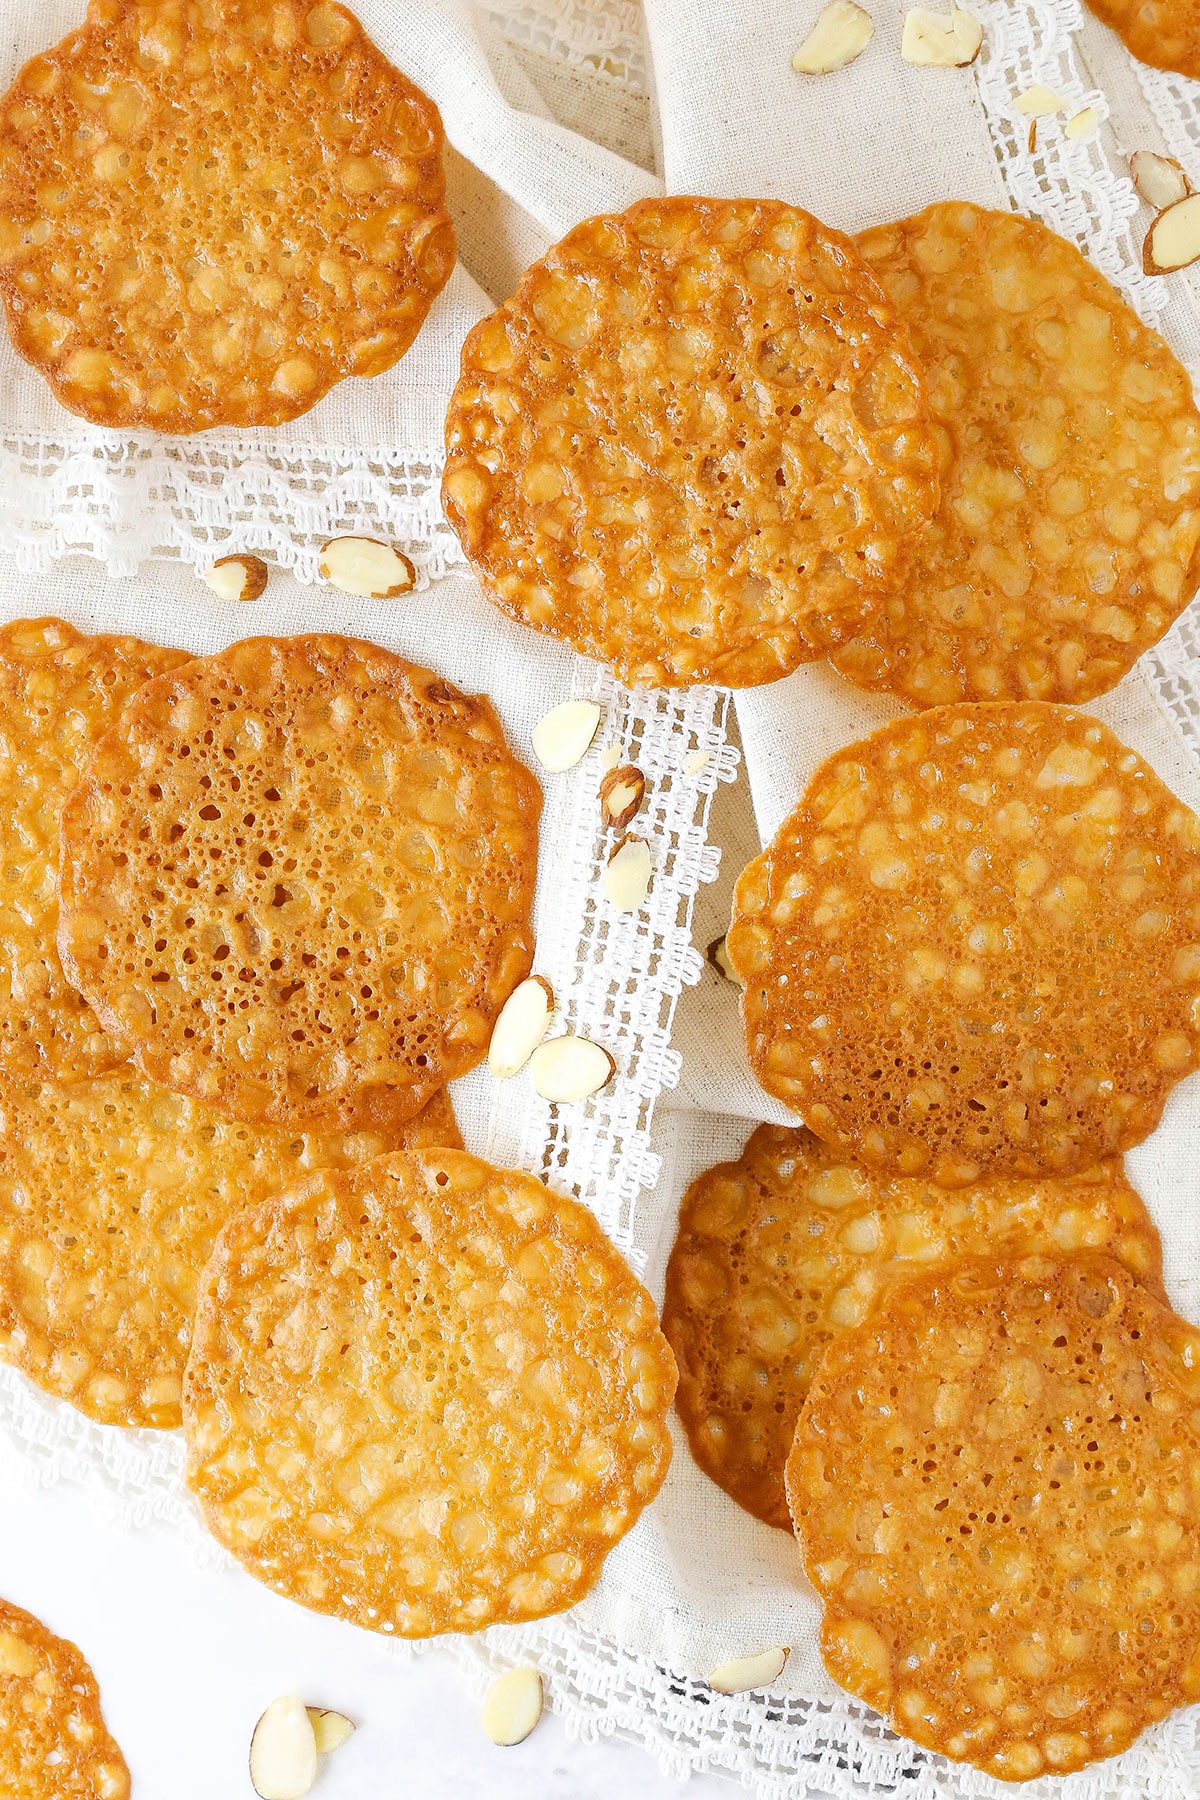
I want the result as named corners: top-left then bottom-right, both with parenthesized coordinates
top-left (786, 1253), bottom-right (1200, 1780)
top-left (0, 1597), bottom-right (128, 1799)
top-left (57, 635), bottom-right (541, 1133)
top-left (663, 1123), bottom-right (1163, 1530)
top-left (1085, 0), bottom-right (1200, 79)
top-left (183, 1148), bottom-right (677, 1636)
top-left (0, 617), bottom-right (187, 1082)
top-left (726, 702), bottom-right (1200, 1183)
top-left (443, 195), bottom-right (939, 688)
top-left (0, 0), bottom-right (454, 432)
top-left (829, 203), bottom-right (1200, 707)
top-left (0, 1070), bottom-right (459, 1430)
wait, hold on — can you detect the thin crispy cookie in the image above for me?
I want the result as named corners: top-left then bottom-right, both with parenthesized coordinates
top-left (726, 703), bottom-right (1200, 1183)
top-left (184, 1148), bottom-right (677, 1636)
top-left (57, 635), bottom-right (541, 1132)
top-left (0, 617), bottom-right (187, 1081)
top-left (0, 1071), bottom-right (459, 1430)
top-left (0, 1597), bottom-right (128, 1799)
top-left (443, 196), bottom-right (939, 688)
top-left (1084, 0), bottom-right (1200, 79)
top-left (0, 0), bottom-right (454, 432)
top-left (829, 204), bottom-right (1200, 706)
top-left (787, 1253), bottom-right (1200, 1780)
top-left (663, 1123), bottom-right (1163, 1530)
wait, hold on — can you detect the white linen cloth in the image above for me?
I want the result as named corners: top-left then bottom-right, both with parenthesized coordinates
top-left (0, 3), bottom-right (1199, 1796)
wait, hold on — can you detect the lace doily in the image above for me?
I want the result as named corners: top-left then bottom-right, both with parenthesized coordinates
top-left (3, 4), bottom-right (1200, 1799)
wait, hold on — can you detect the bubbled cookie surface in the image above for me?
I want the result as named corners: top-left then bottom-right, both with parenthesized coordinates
top-left (831, 204), bottom-right (1200, 706)
top-left (184, 1148), bottom-right (677, 1635)
top-left (443, 196), bottom-right (939, 688)
top-left (0, 1597), bottom-right (128, 1799)
top-left (0, 0), bottom-right (454, 431)
top-left (726, 703), bottom-right (1200, 1183)
top-left (0, 1070), bottom-right (458, 1430)
top-left (787, 1254), bottom-right (1200, 1780)
top-left (1084, 0), bottom-right (1200, 79)
top-left (57, 635), bottom-right (541, 1132)
top-left (663, 1123), bottom-right (1162, 1530)
top-left (0, 617), bottom-right (186, 1081)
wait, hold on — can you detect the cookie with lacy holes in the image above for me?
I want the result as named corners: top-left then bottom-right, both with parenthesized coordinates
top-left (0, 617), bottom-right (187, 1081)
top-left (57, 635), bottom-right (541, 1133)
top-left (1084, 0), bottom-right (1200, 79)
top-left (787, 1253), bottom-right (1200, 1780)
top-left (663, 1122), bottom-right (1163, 1530)
top-left (184, 1148), bottom-right (677, 1635)
top-left (0, 0), bottom-right (454, 431)
top-left (830, 204), bottom-right (1200, 706)
top-left (0, 1597), bottom-right (129, 1799)
top-left (727, 702), bottom-right (1200, 1184)
top-left (443, 195), bottom-right (939, 688)
top-left (0, 1070), bottom-right (459, 1430)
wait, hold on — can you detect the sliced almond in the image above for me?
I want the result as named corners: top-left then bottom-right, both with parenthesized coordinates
top-left (249, 1697), bottom-right (318, 1800)
top-left (900, 7), bottom-right (983, 67)
top-left (529, 1035), bottom-right (615, 1102)
top-left (1144, 193), bottom-right (1200, 274)
top-left (707, 1648), bottom-right (790, 1696)
top-left (707, 934), bottom-right (743, 986)
top-left (1027, 119), bottom-right (1037, 154)
top-left (1064, 106), bottom-right (1100, 141)
top-left (1015, 84), bottom-right (1067, 116)
top-left (599, 764), bottom-right (646, 831)
top-left (201, 553), bottom-right (269, 602)
top-left (306, 1709), bottom-right (355, 1756)
top-left (318, 535), bottom-right (415, 598)
top-left (1130, 149), bottom-right (1191, 212)
top-left (792, 1), bottom-right (873, 74)
top-left (481, 1667), bottom-right (544, 1746)
top-left (684, 749), bottom-right (711, 775)
top-left (604, 835), bottom-right (651, 912)
top-left (487, 976), bottom-right (554, 1079)
top-left (531, 700), bottom-right (602, 773)
top-left (600, 744), bottom-right (621, 773)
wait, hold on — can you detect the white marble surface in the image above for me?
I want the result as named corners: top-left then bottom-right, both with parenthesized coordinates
top-left (0, 1480), bottom-right (740, 1797)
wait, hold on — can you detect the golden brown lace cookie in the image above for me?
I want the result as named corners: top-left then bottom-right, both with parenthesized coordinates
top-left (443, 195), bottom-right (939, 688)
top-left (1085, 0), bottom-right (1200, 79)
top-left (726, 703), bottom-right (1200, 1184)
top-left (0, 1069), bottom-right (459, 1429)
top-left (0, 1597), bottom-right (128, 1799)
top-left (0, 617), bottom-right (187, 1082)
top-left (830, 203), bottom-right (1200, 706)
top-left (663, 1123), bottom-right (1162, 1530)
top-left (57, 635), bottom-right (541, 1133)
top-left (787, 1253), bottom-right (1200, 1780)
top-left (0, 0), bottom-right (454, 431)
top-left (184, 1148), bottom-right (677, 1635)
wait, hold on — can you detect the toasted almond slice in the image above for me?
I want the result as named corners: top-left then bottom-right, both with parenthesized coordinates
top-left (604, 835), bottom-right (651, 912)
top-left (599, 764), bottom-right (646, 831)
top-left (792, 1), bottom-right (873, 74)
top-left (707, 934), bottom-right (743, 986)
top-left (1064, 106), bottom-right (1100, 141)
top-left (900, 7), bottom-right (983, 66)
top-left (202, 553), bottom-right (269, 602)
top-left (1144, 193), bottom-right (1200, 273)
top-left (1027, 119), bottom-right (1037, 154)
top-left (318, 535), bottom-right (415, 598)
top-left (532, 700), bottom-right (602, 773)
top-left (305, 1709), bottom-right (355, 1755)
top-left (529, 1035), bottom-right (615, 1102)
top-left (1130, 149), bottom-right (1191, 211)
top-left (481, 1667), bottom-right (544, 1746)
top-left (488, 976), bottom-right (554, 1078)
top-left (250, 1697), bottom-right (318, 1800)
top-left (708, 1648), bottom-right (790, 1695)
top-left (1015, 84), bottom-right (1067, 116)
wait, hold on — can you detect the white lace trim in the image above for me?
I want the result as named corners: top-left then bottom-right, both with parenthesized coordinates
top-left (482, 0), bottom-right (649, 94)
top-left (0, 434), bottom-right (466, 581)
